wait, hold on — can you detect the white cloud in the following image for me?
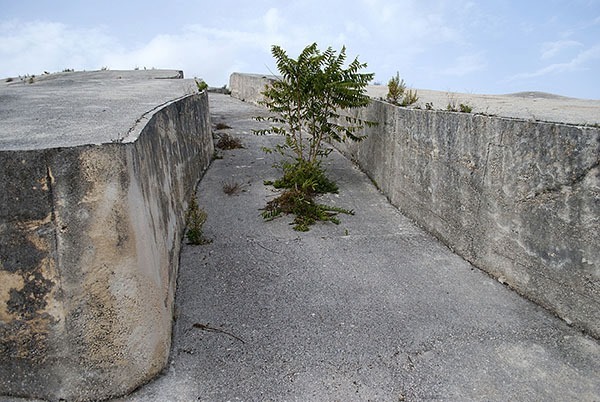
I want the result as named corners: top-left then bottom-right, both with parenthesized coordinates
top-left (0, 20), bottom-right (119, 75)
top-left (508, 44), bottom-right (600, 81)
top-left (540, 40), bottom-right (583, 59)
top-left (263, 8), bottom-right (283, 34)
top-left (0, 14), bottom-right (284, 85)
top-left (441, 52), bottom-right (487, 76)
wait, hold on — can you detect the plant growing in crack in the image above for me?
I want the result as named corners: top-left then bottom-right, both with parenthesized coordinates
top-left (216, 133), bottom-right (244, 150)
top-left (254, 43), bottom-right (375, 231)
top-left (386, 72), bottom-right (419, 106)
top-left (185, 194), bottom-right (211, 245)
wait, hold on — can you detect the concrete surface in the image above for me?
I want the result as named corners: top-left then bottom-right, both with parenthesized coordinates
top-left (0, 69), bottom-right (193, 150)
top-left (231, 72), bottom-right (600, 340)
top-left (336, 103), bottom-right (600, 339)
top-left (366, 86), bottom-right (600, 126)
top-left (95, 94), bottom-right (596, 401)
top-left (0, 71), bottom-right (213, 401)
top-left (229, 72), bottom-right (600, 126)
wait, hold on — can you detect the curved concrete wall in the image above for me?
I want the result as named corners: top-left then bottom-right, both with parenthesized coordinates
top-left (0, 92), bottom-right (213, 400)
top-left (230, 73), bottom-right (600, 339)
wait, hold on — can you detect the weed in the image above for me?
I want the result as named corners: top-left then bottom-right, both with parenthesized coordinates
top-left (401, 88), bottom-right (419, 106)
top-left (459, 103), bottom-right (473, 113)
top-left (62, 68), bottom-right (74, 72)
top-left (195, 78), bottom-right (208, 92)
top-left (446, 100), bottom-right (457, 112)
top-left (222, 180), bottom-right (242, 195)
top-left (272, 160), bottom-right (338, 194)
top-left (212, 150), bottom-right (223, 160)
top-left (101, 66), bottom-right (109, 71)
top-left (27, 76), bottom-right (35, 84)
top-left (5, 77), bottom-right (13, 82)
top-left (261, 161), bottom-right (353, 231)
top-left (216, 133), bottom-right (244, 150)
top-left (215, 122), bottom-right (232, 130)
top-left (425, 102), bottom-right (434, 110)
top-left (185, 195), bottom-right (211, 245)
top-left (261, 187), bottom-right (354, 232)
top-left (386, 72), bottom-right (406, 105)
top-left (386, 72), bottom-right (418, 106)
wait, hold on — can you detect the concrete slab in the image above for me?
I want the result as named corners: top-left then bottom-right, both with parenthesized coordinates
top-left (366, 86), bottom-right (600, 126)
top-left (0, 70), bottom-right (196, 150)
top-left (104, 94), bottom-right (598, 401)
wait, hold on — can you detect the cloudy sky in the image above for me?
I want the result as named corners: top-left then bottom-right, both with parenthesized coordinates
top-left (1, 0), bottom-right (599, 99)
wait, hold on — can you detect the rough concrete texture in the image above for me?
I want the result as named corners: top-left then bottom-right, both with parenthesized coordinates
top-left (82, 94), bottom-right (599, 401)
top-left (230, 72), bottom-right (600, 126)
top-left (337, 104), bottom-right (600, 340)
top-left (0, 70), bottom-right (213, 401)
top-left (0, 69), bottom-right (190, 150)
top-left (230, 72), bottom-right (600, 339)
top-left (229, 72), bottom-right (274, 106)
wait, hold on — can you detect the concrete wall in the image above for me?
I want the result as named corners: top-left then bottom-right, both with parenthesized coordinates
top-left (230, 73), bottom-right (600, 339)
top-left (229, 72), bottom-right (276, 105)
top-left (0, 92), bottom-right (213, 401)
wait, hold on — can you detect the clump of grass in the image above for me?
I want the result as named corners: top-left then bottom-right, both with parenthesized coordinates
top-left (446, 96), bottom-right (472, 113)
top-left (222, 179), bottom-right (242, 195)
top-left (262, 187), bottom-right (354, 232)
top-left (185, 195), bottom-right (211, 245)
top-left (215, 122), bottom-right (232, 130)
top-left (401, 88), bottom-right (419, 106)
top-left (272, 160), bottom-right (338, 194)
top-left (261, 160), bottom-right (352, 231)
top-left (459, 103), bottom-right (473, 113)
top-left (216, 133), bottom-right (244, 150)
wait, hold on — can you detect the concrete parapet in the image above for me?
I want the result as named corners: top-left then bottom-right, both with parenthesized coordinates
top-left (230, 72), bottom-right (600, 339)
top-left (229, 72), bottom-right (276, 105)
top-left (0, 71), bottom-right (213, 400)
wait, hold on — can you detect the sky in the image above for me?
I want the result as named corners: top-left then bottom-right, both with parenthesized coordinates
top-left (1, 0), bottom-right (599, 99)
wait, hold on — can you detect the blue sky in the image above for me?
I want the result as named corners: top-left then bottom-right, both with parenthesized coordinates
top-left (1, 0), bottom-right (599, 99)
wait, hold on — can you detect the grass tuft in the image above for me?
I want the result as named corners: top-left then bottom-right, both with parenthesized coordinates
top-left (216, 134), bottom-right (244, 150)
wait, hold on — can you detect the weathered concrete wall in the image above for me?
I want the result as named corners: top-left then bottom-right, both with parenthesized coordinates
top-left (230, 73), bottom-right (600, 339)
top-left (338, 104), bottom-right (599, 338)
top-left (0, 92), bottom-right (213, 400)
top-left (229, 72), bottom-right (276, 105)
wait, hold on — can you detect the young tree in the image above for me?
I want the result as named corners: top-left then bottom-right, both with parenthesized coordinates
top-left (255, 43), bottom-right (375, 167)
top-left (386, 71), bottom-right (406, 105)
top-left (255, 43), bottom-right (375, 230)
